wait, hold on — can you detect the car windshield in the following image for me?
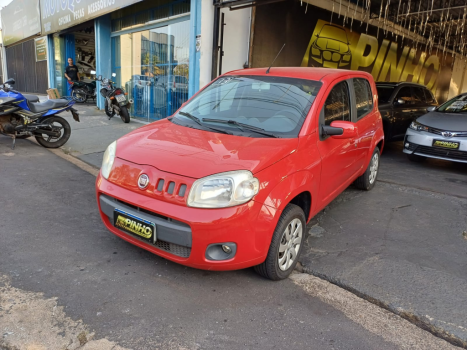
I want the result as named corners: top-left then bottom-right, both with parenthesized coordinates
top-left (171, 75), bottom-right (322, 138)
top-left (437, 94), bottom-right (467, 113)
top-left (376, 85), bottom-right (395, 103)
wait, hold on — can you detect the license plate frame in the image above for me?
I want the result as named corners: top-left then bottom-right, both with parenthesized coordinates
top-left (115, 95), bottom-right (127, 103)
top-left (113, 209), bottom-right (156, 243)
top-left (432, 139), bottom-right (460, 150)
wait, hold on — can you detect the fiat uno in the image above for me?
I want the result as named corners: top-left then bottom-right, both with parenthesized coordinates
top-left (96, 68), bottom-right (384, 280)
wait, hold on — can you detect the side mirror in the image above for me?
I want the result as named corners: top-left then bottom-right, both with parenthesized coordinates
top-left (90, 70), bottom-right (96, 75)
top-left (112, 73), bottom-right (116, 77)
top-left (396, 99), bottom-right (405, 105)
top-left (4, 78), bottom-right (15, 85)
top-left (97, 75), bottom-right (102, 81)
top-left (426, 106), bottom-right (436, 112)
top-left (322, 121), bottom-right (357, 139)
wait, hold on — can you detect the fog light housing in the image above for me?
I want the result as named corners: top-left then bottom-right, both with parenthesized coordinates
top-left (205, 243), bottom-right (237, 261)
top-left (405, 143), bottom-right (410, 148)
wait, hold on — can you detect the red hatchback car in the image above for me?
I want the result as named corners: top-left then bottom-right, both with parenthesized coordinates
top-left (96, 68), bottom-right (384, 280)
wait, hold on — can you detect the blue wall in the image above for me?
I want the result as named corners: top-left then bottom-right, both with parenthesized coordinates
top-left (95, 14), bottom-right (112, 109)
top-left (188, 0), bottom-right (201, 97)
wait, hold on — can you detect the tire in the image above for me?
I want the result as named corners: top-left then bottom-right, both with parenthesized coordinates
top-left (254, 204), bottom-right (306, 281)
top-left (407, 153), bottom-right (426, 162)
top-left (354, 147), bottom-right (380, 191)
top-left (105, 99), bottom-right (115, 118)
top-left (72, 88), bottom-right (87, 103)
top-left (34, 116), bottom-right (71, 148)
top-left (120, 106), bottom-right (130, 123)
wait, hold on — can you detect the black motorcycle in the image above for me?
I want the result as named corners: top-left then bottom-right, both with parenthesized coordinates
top-left (70, 78), bottom-right (97, 103)
top-left (92, 71), bottom-right (132, 123)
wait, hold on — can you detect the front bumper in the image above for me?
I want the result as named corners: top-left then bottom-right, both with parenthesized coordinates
top-left (96, 173), bottom-right (277, 270)
top-left (403, 128), bottom-right (467, 163)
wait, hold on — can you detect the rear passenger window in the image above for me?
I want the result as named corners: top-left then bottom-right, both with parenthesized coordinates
top-left (353, 78), bottom-right (373, 119)
top-left (324, 81), bottom-right (351, 126)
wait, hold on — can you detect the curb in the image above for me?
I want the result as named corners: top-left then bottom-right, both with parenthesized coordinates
top-left (301, 266), bottom-right (467, 349)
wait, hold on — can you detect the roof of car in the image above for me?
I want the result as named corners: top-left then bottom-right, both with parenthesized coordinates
top-left (224, 67), bottom-right (372, 82)
top-left (375, 81), bottom-right (427, 88)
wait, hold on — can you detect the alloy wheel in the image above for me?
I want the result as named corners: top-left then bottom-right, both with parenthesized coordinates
top-left (278, 218), bottom-right (303, 271)
top-left (369, 153), bottom-right (379, 184)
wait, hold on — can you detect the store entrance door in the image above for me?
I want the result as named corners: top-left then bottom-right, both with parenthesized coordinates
top-left (54, 20), bottom-right (97, 104)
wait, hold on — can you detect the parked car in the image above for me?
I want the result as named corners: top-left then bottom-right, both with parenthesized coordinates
top-left (96, 68), bottom-right (384, 280)
top-left (376, 82), bottom-right (438, 142)
top-left (403, 93), bottom-right (467, 163)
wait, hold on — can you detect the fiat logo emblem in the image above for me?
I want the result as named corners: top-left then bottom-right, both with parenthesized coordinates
top-left (442, 131), bottom-right (453, 138)
top-left (138, 174), bottom-right (149, 189)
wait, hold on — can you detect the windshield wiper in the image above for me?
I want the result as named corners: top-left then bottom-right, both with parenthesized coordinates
top-left (202, 118), bottom-right (279, 138)
top-left (177, 112), bottom-right (232, 135)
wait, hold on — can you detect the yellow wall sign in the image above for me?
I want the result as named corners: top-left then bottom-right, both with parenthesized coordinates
top-left (301, 20), bottom-right (440, 91)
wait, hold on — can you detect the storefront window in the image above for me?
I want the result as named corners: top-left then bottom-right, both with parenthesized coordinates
top-left (112, 20), bottom-right (190, 121)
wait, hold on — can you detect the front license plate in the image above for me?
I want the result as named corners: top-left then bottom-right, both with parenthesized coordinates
top-left (113, 209), bottom-right (156, 242)
top-left (116, 95), bottom-right (126, 103)
top-left (432, 139), bottom-right (460, 149)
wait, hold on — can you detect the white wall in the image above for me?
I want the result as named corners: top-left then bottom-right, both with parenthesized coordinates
top-left (219, 7), bottom-right (251, 75)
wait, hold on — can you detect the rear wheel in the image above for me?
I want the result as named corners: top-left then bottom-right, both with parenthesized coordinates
top-left (354, 147), bottom-right (380, 191)
top-left (254, 204), bottom-right (306, 280)
top-left (407, 153), bottom-right (426, 162)
top-left (34, 116), bottom-right (71, 148)
top-left (72, 88), bottom-right (87, 103)
top-left (120, 106), bottom-right (130, 123)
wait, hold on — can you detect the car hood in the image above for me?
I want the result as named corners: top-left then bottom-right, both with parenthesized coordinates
top-left (418, 112), bottom-right (467, 131)
top-left (115, 119), bottom-right (298, 179)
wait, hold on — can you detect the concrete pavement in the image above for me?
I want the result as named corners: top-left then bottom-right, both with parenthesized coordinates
top-left (1, 136), bottom-right (449, 350)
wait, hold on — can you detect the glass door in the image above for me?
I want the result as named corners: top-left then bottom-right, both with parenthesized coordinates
top-left (112, 20), bottom-right (190, 122)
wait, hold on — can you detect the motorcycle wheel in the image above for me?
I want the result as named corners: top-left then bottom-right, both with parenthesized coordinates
top-left (72, 88), bottom-right (87, 103)
top-left (120, 106), bottom-right (130, 123)
top-left (34, 116), bottom-right (71, 148)
top-left (105, 100), bottom-right (115, 118)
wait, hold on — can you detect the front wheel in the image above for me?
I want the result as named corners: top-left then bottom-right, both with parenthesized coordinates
top-left (34, 116), bottom-right (71, 148)
top-left (354, 147), bottom-right (380, 191)
top-left (72, 88), bottom-right (87, 103)
top-left (120, 106), bottom-right (130, 123)
top-left (254, 204), bottom-right (306, 280)
top-left (105, 99), bottom-right (115, 118)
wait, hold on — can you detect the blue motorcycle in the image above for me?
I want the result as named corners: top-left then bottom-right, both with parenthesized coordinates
top-left (0, 78), bottom-right (80, 149)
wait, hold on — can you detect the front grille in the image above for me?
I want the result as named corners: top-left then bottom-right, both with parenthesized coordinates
top-left (154, 241), bottom-right (191, 258)
top-left (415, 145), bottom-right (467, 161)
top-left (426, 126), bottom-right (467, 137)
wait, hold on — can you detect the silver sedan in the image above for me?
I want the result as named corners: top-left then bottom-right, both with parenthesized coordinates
top-left (403, 94), bottom-right (467, 163)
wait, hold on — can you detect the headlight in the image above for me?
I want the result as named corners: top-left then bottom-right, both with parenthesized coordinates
top-left (409, 121), bottom-right (429, 132)
top-left (101, 141), bottom-right (117, 179)
top-left (187, 170), bottom-right (259, 208)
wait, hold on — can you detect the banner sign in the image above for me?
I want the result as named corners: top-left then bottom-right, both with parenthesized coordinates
top-left (252, 3), bottom-right (454, 102)
top-left (1, 0), bottom-right (41, 46)
top-left (35, 37), bottom-right (47, 61)
top-left (40, 0), bottom-right (143, 35)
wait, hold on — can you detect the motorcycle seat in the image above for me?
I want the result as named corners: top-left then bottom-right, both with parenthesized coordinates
top-left (23, 94), bottom-right (40, 103)
top-left (28, 99), bottom-right (69, 113)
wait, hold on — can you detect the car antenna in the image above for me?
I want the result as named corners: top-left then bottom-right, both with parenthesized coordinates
top-left (266, 43), bottom-right (286, 74)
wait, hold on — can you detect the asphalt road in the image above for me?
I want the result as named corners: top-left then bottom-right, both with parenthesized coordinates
top-left (0, 137), bottom-right (402, 350)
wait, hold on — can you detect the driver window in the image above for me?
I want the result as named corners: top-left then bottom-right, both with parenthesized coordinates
top-left (324, 81), bottom-right (351, 126)
top-left (395, 87), bottom-right (413, 104)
